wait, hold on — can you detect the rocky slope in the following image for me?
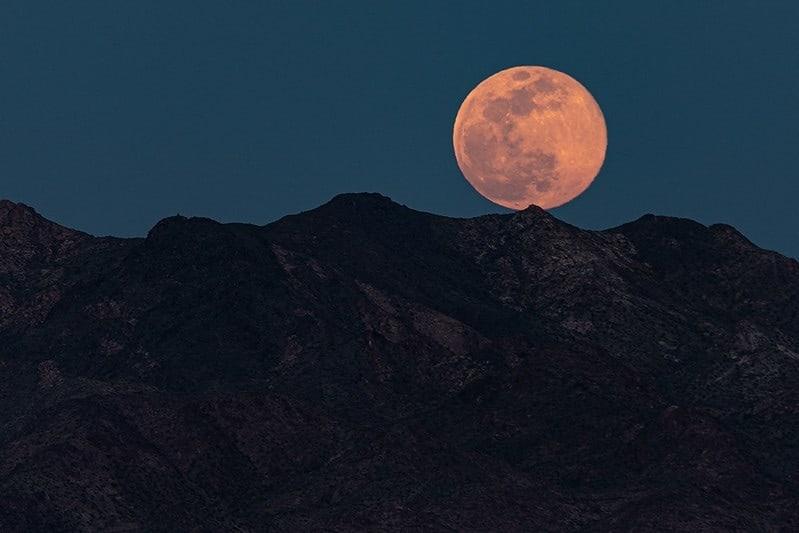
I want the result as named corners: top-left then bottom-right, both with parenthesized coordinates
top-left (0, 194), bottom-right (797, 531)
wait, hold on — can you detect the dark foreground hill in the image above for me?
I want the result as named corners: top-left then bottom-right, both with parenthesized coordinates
top-left (1, 194), bottom-right (798, 531)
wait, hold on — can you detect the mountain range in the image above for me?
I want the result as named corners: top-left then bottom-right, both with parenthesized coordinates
top-left (1, 193), bottom-right (798, 531)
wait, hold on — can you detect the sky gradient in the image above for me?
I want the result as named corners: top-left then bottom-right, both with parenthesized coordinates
top-left (2, 2), bottom-right (798, 256)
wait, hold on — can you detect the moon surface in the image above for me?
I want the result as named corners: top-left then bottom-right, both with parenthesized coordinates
top-left (453, 66), bottom-right (607, 210)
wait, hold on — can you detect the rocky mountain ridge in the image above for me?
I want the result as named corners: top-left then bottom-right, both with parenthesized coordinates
top-left (0, 193), bottom-right (797, 531)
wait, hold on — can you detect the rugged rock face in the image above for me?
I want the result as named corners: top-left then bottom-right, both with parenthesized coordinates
top-left (0, 193), bottom-right (797, 531)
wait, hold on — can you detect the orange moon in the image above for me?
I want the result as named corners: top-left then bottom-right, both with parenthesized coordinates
top-left (453, 66), bottom-right (607, 210)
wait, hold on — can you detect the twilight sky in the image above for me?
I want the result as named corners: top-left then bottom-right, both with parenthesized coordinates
top-left (1, 2), bottom-right (798, 256)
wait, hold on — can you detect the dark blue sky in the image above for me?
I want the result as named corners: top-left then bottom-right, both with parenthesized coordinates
top-left (2, 2), bottom-right (798, 255)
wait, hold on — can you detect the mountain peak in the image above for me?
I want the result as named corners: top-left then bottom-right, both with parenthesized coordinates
top-left (273, 192), bottom-right (435, 233)
top-left (146, 215), bottom-right (228, 246)
top-left (0, 198), bottom-right (41, 223)
top-left (517, 203), bottom-right (549, 215)
top-left (0, 199), bottom-right (88, 274)
top-left (507, 202), bottom-right (565, 233)
top-left (328, 192), bottom-right (396, 204)
top-left (612, 213), bottom-right (760, 254)
top-left (625, 212), bottom-right (707, 230)
top-left (0, 198), bottom-right (85, 237)
top-left (319, 192), bottom-right (412, 216)
top-left (511, 202), bottom-right (558, 222)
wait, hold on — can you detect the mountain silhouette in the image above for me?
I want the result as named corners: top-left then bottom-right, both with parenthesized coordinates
top-left (1, 194), bottom-right (798, 531)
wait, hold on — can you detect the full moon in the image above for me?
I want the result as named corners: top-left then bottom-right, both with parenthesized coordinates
top-left (453, 66), bottom-right (607, 210)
